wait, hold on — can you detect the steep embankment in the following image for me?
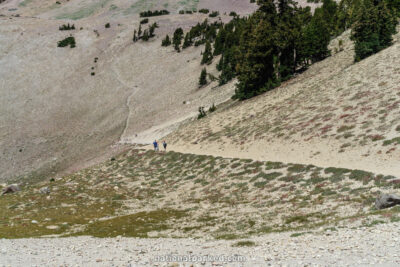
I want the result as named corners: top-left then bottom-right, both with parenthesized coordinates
top-left (0, 0), bottom-right (258, 182)
top-left (166, 30), bottom-right (400, 176)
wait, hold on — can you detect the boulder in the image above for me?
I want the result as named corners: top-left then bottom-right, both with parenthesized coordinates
top-left (39, 186), bottom-right (50, 194)
top-left (1, 184), bottom-right (20, 195)
top-left (375, 194), bottom-right (400, 209)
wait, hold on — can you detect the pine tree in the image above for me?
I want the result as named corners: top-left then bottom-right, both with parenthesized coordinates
top-left (149, 24), bottom-right (155, 37)
top-left (201, 41), bottom-right (213, 64)
top-left (377, 0), bottom-right (397, 49)
top-left (235, 2), bottom-right (279, 100)
top-left (133, 30), bottom-right (138, 42)
top-left (351, 0), bottom-right (396, 62)
top-left (297, 7), bottom-right (330, 65)
top-left (199, 68), bottom-right (207, 86)
top-left (182, 32), bottom-right (192, 49)
top-left (161, 35), bottom-right (171, 46)
top-left (213, 28), bottom-right (226, 55)
top-left (142, 29), bottom-right (149, 41)
top-left (138, 24), bottom-right (142, 37)
top-left (173, 28), bottom-right (184, 52)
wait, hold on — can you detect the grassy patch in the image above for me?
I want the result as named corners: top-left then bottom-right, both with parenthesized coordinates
top-left (77, 209), bottom-right (187, 237)
top-left (56, 0), bottom-right (110, 20)
top-left (232, 240), bottom-right (256, 247)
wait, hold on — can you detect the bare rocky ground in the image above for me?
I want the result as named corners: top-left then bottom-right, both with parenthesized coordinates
top-left (1, 222), bottom-right (400, 266)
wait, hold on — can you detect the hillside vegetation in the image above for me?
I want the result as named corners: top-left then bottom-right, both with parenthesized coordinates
top-left (166, 26), bottom-right (400, 176)
top-left (1, 149), bottom-right (399, 239)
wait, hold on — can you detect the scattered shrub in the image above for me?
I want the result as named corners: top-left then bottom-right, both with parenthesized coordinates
top-left (209, 11), bottom-right (219, 18)
top-left (59, 23), bottom-right (75, 31)
top-left (57, 36), bottom-right (76, 48)
top-left (199, 8), bottom-right (210, 14)
top-left (209, 103), bottom-right (216, 113)
top-left (140, 18), bottom-right (149, 24)
top-left (197, 107), bottom-right (206, 119)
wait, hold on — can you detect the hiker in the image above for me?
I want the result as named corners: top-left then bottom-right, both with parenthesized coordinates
top-left (153, 140), bottom-right (159, 151)
top-left (162, 140), bottom-right (167, 151)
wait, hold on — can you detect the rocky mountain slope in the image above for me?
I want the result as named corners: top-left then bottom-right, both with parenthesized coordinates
top-left (0, 0), bottom-right (259, 182)
top-left (166, 29), bottom-right (400, 176)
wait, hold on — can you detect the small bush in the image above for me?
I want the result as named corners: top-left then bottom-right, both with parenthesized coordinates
top-left (232, 240), bottom-right (256, 247)
top-left (197, 107), bottom-right (206, 119)
top-left (209, 103), bottom-right (216, 113)
top-left (105, 23), bottom-right (110, 28)
top-left (209, 11), bottom-right (219, 18)
top-left (57, 36), bottom-right (76, 48)
top-left (59, 23), bottom-right (75, 31)
top-left (199, 8), bottom-right (209, 14)
top-left (140, 18), bottom-right (149, 24)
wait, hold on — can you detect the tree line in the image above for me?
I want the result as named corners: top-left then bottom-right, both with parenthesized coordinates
top-left (163, 0), bottom-right (400, 100)
top-left (140, 10), bottom-right (169, 17)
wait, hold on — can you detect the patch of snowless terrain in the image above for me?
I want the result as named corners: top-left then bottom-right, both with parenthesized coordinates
top-left (0, 0), bottom-right (257, 181)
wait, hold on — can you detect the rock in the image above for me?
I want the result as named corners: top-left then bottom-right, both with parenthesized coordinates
top-left (1, 184), bottom-right (20, 195)
top-left (375, 194), bottom-right (400, 209)
top-left (39, 187), bottom-right (50, 194)
top-left (31, 220), bottom-right (38, 224)
top-left (46, 225), bottom-right (59, 230)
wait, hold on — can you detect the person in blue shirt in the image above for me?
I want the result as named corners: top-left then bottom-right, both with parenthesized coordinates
top-left (153, 140), bottom-right (159, 151)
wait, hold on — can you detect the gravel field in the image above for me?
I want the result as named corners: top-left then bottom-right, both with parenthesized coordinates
top-left (1, 222), bottom-right (400, 266)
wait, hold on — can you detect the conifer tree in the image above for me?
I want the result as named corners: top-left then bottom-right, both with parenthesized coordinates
top-left (213, 28), bottom-right (226, 55)
top-left (201, 41), bottom-right (213, 64)
top-left (199, 68), bottom-right (207, 86)
top-left (138, 24), bottom-right (142, 37)
top-left (235, 1), bottom-right (279, 99)
top-left (352, 0), bottom-right (397, 62)
top-left (173, 28), bottom-right (184, 52)
top-left (133, 30), bottom-right (138, 42)
top-left (149, 24), bottom-right (155, 37)
top-left (182, 32), bottom-right (192, 49)
top-left (297, 7), bottom-right (330, 65)
top-left (142, 29), bottom-right (149, 41)
top-left (161, 35), bottom-right (171, 46)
